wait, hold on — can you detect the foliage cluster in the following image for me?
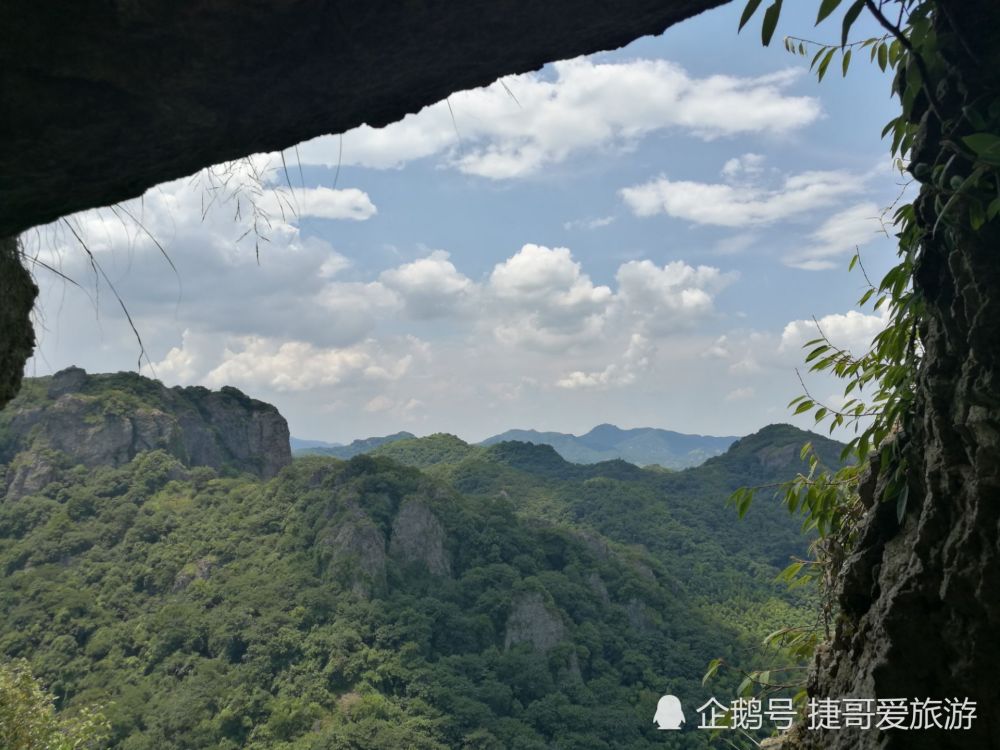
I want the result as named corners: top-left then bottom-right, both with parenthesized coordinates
top-left (0, 658), bottom-right (108, 750)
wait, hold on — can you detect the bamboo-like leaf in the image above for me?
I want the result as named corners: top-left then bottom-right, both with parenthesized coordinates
top-left (841, 0), bottom-right (865, 47)
top-left (895, 482), bottom-right (909, 523)
top-left (761, 0), bottom-right (783, 46)
top-left (817, 47), bottom-right (836, 82)
top-left (816, 0), bottom-right (844, 25)
top-left (739, 0), bottom-right (765, 32)
top-left (794, 401), bottom-right (814, 415)
top-left (703, 658), bottom-right (723, 686)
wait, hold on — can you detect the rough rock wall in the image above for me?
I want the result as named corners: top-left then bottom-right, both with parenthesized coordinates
top-left (0, 237), bottom-right (36, 411)
top-left (792, 3), bottom-right (1000, 749)
top-left (0, 0), bottom-right (726, 237)
top-left (504, 592), bottom-right (566, 652)
top-left (1, 367), bottom-right (291, 490)
top-left (388, 499), bottom-right (451, 576)
top-left (322, 505), bottom-right (388, 596)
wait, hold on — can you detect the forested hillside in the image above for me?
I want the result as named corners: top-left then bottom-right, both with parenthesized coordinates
top-left (370, 425), bottom-right (843, 643)
top-left (295, 433), bottom-right (417, 460)
top-left (0, 371), bottom-right (841, 749)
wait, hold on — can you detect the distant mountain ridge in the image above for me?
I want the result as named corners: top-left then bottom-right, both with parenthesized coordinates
top-left (480, 423), bottom-right (739, 469)
top-left (289, 436), bottom-right (342, 451)
top-left (293, 424), bottom-right (740, 469)
top-left (295, 431), bottom-right (416, 459)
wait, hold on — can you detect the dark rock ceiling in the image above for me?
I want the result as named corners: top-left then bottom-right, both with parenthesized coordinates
top-left (0, 0), bottom-right (728, 237)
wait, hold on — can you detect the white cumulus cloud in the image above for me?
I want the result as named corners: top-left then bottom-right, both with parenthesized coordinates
top-left (260, 186), bottom-right (377, 221)
top-left (615, 260), bottom-right (736, 334)
top-left (296, 59), bottom-right (820, 179)
top-left (379, 250), bottom-right (476, 319)
top-left (784, 202), bottom-right (885, 270)
top-left (620, 165), bottom-right (857, 227)
top-left (487, 244), bottom-right (613, 350)
top-left (557, 333), bottom-right (653, 389)
top-left (780, 308), bottom-right (890, 359)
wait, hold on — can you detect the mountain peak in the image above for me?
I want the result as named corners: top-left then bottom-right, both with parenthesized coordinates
top-left (1, 369), bottom-right (291, 495)
top-left (480, 424), bottom-right (737, 469)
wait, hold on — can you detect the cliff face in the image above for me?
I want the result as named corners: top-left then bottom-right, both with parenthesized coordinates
top-left (0, 237), bottom-right (36, 412)
top-left (789, 3), bottom-right (1000, 749)
top-left (0, 367), bottom-right (290, 497)
top-left (503, 592), bottom-right (566, 653)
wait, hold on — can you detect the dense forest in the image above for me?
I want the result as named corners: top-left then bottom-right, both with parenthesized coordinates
top-left (0, 370), bottom-right (843, 749)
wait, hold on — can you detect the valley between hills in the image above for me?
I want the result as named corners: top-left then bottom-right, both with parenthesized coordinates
top-left (0, 368), bottom-right (844, 749)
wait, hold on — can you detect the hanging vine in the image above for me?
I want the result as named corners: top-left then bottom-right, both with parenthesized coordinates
top-left (705, 0), bottom-right (1000, 716)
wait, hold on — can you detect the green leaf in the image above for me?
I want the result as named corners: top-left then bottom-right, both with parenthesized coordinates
top-left (877, 42), bottom-right (888, 71)
top-left (895, 482), bottom-right (909, 523)
top-left (817, 47), bottom-right (836, 82)
top-left (761, 0), bottom-right (783, 46)
top-left (806, 345), bottom-right (829, 362)
top-left (702, 658), bottom-right (723, 686)
top-left (763, 627), bottom-right (791, 646)
top-left (777, 561), bottom-right (804, 582)
top-left (963, 133), bottom-right (1000, 165)
top-left (841, 0), bottom-right (865, 47)
top-left (793, 401), bottom-right (814, 415)
top-left (737, 674), bottom-right (753, 697)
top-left (969, 200), bottom-right (986, 231)
top-left (816, 0), bottom-right (844, 25)
top-left (841, 48), bottom-right (852, 76)
top-left (739, 0), bottom-right (765, 32)
top-left (811, 46), bottom-right (828, 71)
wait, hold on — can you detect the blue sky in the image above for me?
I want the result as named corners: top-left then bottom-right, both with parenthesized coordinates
top-left (25, 2), bottom-right (908, 444)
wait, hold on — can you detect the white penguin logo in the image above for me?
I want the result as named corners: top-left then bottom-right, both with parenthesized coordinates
top-left (653, 694), bottom-right (685, 730)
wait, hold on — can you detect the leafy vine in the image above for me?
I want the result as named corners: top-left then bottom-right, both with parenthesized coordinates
top-left (706, 0), bottom-right (1000, 718)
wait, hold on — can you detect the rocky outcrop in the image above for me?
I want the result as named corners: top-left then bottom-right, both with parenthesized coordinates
top-left (503, 593), bottom-right (565, 653)
top-left (626, 598), bottom-right (654, 633)
top-left (789, 4), bottom-right (1000, 749)
top-left (322, 507), bottom-right (387, 596)
top-left (2, 449), bottom-right (62, 501)
top-left (1, 368), bottom-right (290, 495)
top-left (0, 236), bottom-right (36, 412)
top-left (172, 556), bottom-right (218, 592)
top-left (388, 498), bottom-right (451, 576)
top-left (176, 385), bottom-right (291, 480)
